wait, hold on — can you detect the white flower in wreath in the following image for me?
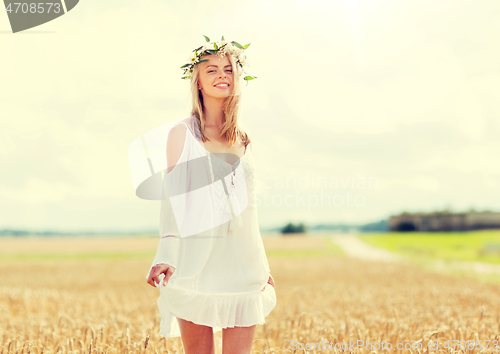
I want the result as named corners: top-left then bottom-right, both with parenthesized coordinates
top-left (224, 43), bottom-right (236, 55)
top-left (239, 54), bottom-right (248, 67)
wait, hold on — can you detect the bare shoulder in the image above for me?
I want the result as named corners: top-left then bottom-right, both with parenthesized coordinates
top-left (167, 124), bottom-right (187, 150)
top-left (170, 122), bottom-right (187, 135)
top-left (166, 124), bottom-right (187, 173)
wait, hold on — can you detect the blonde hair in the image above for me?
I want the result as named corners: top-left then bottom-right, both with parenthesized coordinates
top-left (189, 52), bottom-right (251, 148)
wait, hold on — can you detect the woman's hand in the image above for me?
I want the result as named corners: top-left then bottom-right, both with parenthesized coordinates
top-left (147, 263), bottom-right (176, 287)
top-left (261, 273), bottom-right (275, 291)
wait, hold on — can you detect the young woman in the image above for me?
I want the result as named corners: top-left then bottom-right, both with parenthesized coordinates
top-left (145, 37), bottom-right (276, 354)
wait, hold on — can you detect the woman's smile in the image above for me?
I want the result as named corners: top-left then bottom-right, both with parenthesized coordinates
top-left (214, 82), bottom-right (230, 89)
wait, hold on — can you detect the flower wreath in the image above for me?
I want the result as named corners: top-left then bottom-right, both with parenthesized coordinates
top-left (180, 35), bottom-right (257, 82)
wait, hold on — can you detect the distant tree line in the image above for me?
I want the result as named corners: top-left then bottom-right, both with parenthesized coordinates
top-left (281, 222), bottom-right (306, 234)
top-left (278, 219), bottom-right (389, 234)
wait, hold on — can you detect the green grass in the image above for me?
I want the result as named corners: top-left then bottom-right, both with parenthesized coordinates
top-left (357, 230), bottom-right (500, 285)
top-left (358, 229), bottom-right (500, 264)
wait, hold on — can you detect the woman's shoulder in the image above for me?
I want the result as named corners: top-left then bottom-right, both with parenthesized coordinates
top-left (166, 126), bottom-right (188, 174)
top-left (169, 115), bottom-right (197, 141)
top-left (169, 122), bottom-right (187, 136)
top-left (167, 118), bottom-right (197, 173)
top-left (173, 115), bottom-right (201, 140)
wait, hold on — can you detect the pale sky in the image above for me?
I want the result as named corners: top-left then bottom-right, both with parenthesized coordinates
top-left (1, 0), bottom-right (499, 232)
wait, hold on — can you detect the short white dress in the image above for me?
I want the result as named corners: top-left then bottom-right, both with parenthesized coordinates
top-left (147, 115), bottom-right (276, 338)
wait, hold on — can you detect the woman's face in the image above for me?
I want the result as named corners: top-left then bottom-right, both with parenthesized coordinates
top-left (197, 54), bottom-right (234, 99)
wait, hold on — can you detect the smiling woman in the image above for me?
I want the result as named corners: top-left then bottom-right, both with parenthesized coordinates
top-left (137, 36), bottom-right (277, 354)
top-left (187, 49), bottom-right (250, 155)
top-left (194, 54), bottom-right (249, 161)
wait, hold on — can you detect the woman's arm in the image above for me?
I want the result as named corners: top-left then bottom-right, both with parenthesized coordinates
top-left (146, 123), bottom-right (188, 287)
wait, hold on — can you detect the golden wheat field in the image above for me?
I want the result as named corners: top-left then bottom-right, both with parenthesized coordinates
top-left (2, 234), bottom-right (500, 354)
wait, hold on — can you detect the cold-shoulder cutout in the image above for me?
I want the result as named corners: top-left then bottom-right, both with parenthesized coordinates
top-left (166, 123), bottom-right (187, 174)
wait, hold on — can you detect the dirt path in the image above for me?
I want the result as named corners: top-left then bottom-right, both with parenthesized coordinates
top-left (332, 233), bottom-right (402, 262)
top-left (332, 233), bottom-right (500, 275)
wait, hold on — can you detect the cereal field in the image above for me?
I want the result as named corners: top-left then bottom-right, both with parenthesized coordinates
top-left (1, 234), bottom-right (500, 354)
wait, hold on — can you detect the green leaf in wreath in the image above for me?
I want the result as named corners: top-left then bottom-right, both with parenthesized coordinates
top-left (221, 35), bottom-right (225, 41)
top-left (231, 41), bottom-right (245, 49)
top-left (205, 49), bottom-right (217, 55)
top-left (243, 75), bottom-right (257, 80)
top-left (203, 35), bottom-right (210, 42)
top-left (181, 76), bottom-right (191, 79)
top-left (197, 59), bottom-right (208, 64)
top-left (243, 43), bottom-right (251, 49)
top-left (214, 43), bottom-right (218, 50)
top-left (193, 46), bottom-right (203, 52)
top-left (180, 63), bottom-right (191, 68)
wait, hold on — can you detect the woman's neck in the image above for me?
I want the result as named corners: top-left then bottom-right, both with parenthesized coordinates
top-left (202, 97), bottom-right (225, 128)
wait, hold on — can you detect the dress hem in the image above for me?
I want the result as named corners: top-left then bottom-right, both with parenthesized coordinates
top-left (156, 284), bottom-right (276, 339)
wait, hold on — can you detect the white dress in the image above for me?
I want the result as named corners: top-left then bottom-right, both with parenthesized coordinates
top-left (147, 115), bottom-right (276, 338)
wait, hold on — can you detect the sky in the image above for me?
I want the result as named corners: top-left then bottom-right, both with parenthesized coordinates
top-left (0, 0), bottom-right (499, 233)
